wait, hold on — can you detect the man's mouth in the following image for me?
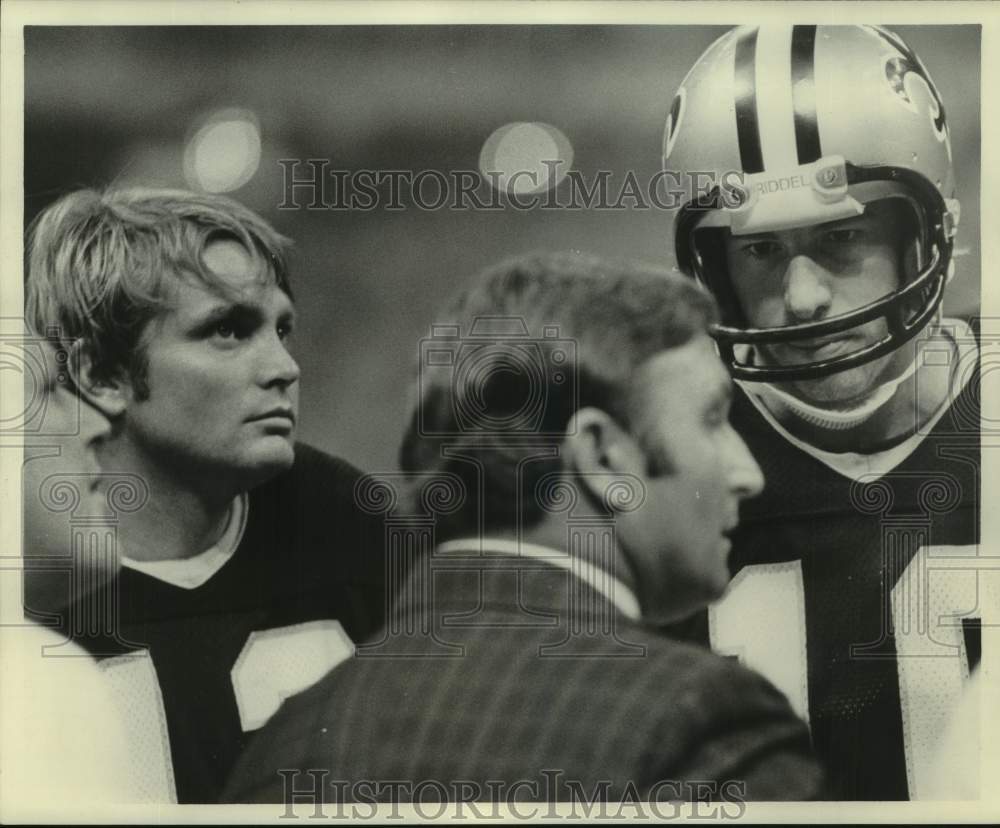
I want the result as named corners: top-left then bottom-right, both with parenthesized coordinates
top-left (784, 336), bottom-right (854, 360)
top-left (248, 408), bottom-right (296, 425)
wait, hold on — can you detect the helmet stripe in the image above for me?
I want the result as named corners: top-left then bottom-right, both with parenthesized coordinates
top-left (733, 27), bottom-right (764, 174)
top-left (791, 25), bottom-right (822, 164)
top-left (755, 26), bottom-right (798, 172)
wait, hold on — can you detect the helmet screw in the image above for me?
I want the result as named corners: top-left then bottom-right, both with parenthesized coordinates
top-left (819, 167), bottom-right (839, 187)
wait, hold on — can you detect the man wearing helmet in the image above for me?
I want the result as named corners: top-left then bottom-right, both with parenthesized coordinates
top-left (664, 25), bottom-right (984, 800)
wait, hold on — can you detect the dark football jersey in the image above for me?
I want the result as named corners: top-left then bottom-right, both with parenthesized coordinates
top-left (39, 444), bottom-right (391, 803)
top-left (711, 359), bottom-right (983, 800)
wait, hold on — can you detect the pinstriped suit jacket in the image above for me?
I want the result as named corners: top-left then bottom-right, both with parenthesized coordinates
top-left (223, 550), bottom-right (824, 803)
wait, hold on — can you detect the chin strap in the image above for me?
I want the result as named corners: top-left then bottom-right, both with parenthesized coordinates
top-left (736, 353), bottom-right (921, 431)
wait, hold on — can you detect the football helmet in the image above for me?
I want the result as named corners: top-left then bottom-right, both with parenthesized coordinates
top-left (664, 25), bottom-right (960, 382)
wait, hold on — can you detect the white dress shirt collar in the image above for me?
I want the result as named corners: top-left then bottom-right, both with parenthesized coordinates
top-left (435, 537), bottom-right (641, 621)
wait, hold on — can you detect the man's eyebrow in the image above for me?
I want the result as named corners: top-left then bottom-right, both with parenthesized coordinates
top-left (194, 301), bottom-right (267, 321)
top-left (195, 302), bottom-right (254, 321)
top-left (190, 298), bottom-right (296, 327)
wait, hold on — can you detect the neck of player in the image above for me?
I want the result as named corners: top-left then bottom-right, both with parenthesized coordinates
top-left (760, 335), bottom-right (957, 454)
top-left (95, 436), bottom-right (243, 563)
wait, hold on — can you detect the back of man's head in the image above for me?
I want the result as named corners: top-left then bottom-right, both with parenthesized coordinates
top-left (26, 187), bottom-right (291, 399)
top-left (400, 251), bottom-right (716, 539)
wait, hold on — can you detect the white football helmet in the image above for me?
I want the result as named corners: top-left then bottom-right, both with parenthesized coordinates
top-left (665, 25), bottom-right (960, 382)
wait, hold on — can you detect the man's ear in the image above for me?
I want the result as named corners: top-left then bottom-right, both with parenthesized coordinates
top-left (562, 407), bottom-right (646, 506)
top-left (70, 344), bottom-right (130, 418)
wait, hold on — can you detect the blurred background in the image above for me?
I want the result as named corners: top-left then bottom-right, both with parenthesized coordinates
top-left (25, 25), bottom-right (981, 472)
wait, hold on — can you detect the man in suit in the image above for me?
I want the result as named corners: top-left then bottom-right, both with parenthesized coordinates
top-left (224, 252), bottom-right (825, 807)
top-left (24, 188), bottom-right (389, 802)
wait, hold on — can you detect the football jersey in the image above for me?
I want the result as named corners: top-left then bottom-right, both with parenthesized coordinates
top-left (0, 626), bottom-right (139, 809)
top-left (710, 338), bottom-right (984, 800)
top-left (38, 444), bottom-right (390, 803)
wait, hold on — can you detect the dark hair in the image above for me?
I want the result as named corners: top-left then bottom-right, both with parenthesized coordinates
top-left (400, 251), bottom-right (717, 540)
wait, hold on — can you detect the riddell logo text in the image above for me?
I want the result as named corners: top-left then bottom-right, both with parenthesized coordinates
top-left (755, 174), bottom-right (809, 196)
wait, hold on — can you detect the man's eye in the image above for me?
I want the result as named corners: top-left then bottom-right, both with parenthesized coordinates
top-left (742, 241), bottom-right (781, 260)
top-left (212, 319), bottom-right (252, 340)
top-left (824, 228), bottom-right (864, 246)
top-left (277, 321), bottom-right (295, 341)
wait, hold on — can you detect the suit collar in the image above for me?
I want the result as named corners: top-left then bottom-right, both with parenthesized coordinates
top-left (435, 537), bottom-right (641, 621)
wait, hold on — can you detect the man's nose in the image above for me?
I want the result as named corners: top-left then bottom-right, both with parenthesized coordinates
top-left (784, 255), bottom-right (832, 322)
top-left (259, 334), bottom-right (300, 388)
top-left (727, 426), bottom-right (764, 500)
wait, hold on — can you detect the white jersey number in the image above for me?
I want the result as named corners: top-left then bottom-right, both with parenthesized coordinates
top-left (709, 546), bottom-right (994, 799)
top-left (231, 619), bottom-right (354, 731)
top-left (101, 619), bottom-right (355, 803)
